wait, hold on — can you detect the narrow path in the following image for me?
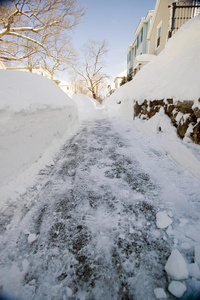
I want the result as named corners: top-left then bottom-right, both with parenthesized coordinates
top-left (0, 119), bottom-right (199, 300)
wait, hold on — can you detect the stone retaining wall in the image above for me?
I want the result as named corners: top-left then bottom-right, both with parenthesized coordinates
top-left (134, 99), bottom-right (200, 144)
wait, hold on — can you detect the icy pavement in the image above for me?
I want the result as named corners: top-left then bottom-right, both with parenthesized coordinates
top-left (0, 119), bottom-right (200, 300)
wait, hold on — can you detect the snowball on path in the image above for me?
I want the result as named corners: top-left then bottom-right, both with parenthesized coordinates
top-left (165, 249), bottom-right (189, 280)
top-left (28, 233), bottom-right (37, 244)
top-left (154, 288), bottom-right (167, 299)
top-left (168, 281), bottom-right (187, 298)
top-left (156, 211), bottom-right (173, 229)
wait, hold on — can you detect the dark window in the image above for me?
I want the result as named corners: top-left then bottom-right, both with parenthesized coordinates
top-left (157, 25), bottom-right (161, 48)
top-left (137, 28), bottom-right (143, 48)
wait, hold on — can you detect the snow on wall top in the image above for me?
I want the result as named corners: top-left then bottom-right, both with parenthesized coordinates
top-left (109, 15), bottom-right (200, 107)
top-left (0, 70), bottom-right (76, 113)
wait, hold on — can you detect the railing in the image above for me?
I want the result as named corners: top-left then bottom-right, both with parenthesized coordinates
top-left (168, 1), bottom-right (200, 38)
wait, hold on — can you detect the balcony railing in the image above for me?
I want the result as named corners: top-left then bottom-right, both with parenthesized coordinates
top-left (168, 1), bottom-right (200, 38)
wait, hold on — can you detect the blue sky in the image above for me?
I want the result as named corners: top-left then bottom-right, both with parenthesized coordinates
top-left (69, 0), bottom-right (156, 80)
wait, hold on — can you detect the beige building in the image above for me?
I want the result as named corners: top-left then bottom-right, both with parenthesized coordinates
top-left (59, 81), bottom-right (74, 98)
top-left (147, 0), bottom-right (200, 56)
top-left (0, 61), bottom-right (5, 69)
top-left (114, 70), bottom-right (127, 89)
top-left (147, 0), bottom-right (172, 56)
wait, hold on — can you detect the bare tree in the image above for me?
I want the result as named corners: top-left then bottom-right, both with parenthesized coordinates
top-left (70, 39), bottom-right (108, 101)
top-left (39, 33), bottom-right (76, 79)
top-left (0, 0), bottom-right (85, 66)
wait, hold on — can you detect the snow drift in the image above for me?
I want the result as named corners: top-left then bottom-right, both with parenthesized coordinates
top-left (104, 16), bottom-right (200, 180)
top-left (72, 93), bottom-right (105, 120)
top-left (72, 94), bottom-right (96, 120)
top-left (0, 70), bottom-right (78, 188)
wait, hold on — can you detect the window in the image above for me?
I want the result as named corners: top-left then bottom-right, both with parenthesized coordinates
top-left (137, 28), bottom-right (143, 48)
top-left (127, 51), bottom-right (131, 63)
top-left (140, 28), bottom-right (143, 43)
top-left (156, 22), bottom-right (162, 48)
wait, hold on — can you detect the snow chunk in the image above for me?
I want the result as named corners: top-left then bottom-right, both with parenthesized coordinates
top-left (154, 288), bottom-right (167, 299)
top-left (165, 249), bottom-right (189, 280)
top-left (195, 245), bottom-right (200, 264)
top-left (188, 263), bottom-right (200, 279)
top-left (28, 233), bottom-right (37, 244)
top-left (168, 281), bottom-right (187, 298)
top-left (156, 211), bottom-right (173, 229)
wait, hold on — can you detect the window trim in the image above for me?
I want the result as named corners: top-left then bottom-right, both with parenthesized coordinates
top-left (156, 21), bottom-right (162, 49)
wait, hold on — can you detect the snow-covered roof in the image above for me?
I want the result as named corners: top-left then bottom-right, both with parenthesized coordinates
top-left (115, 69), bottom-right (127, 79)
top-left (59, 80), bottom-right (71, 86)
top-left (134, 54), bottom-right (156, 69)
top-left (135, 54), bottom-right (156, 63)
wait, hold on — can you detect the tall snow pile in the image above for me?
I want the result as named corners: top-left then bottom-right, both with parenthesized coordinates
top-left (106, 15), bottom-right (200, 113)
top-left (0, 70), bottom-right (78, 188)
top-left (72, 93), bottom-right (102, 120)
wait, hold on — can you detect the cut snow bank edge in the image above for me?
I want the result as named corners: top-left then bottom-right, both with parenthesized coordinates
top-left (133, 109), bottom-right (200, 180)
top-left (0, 70), bottom-right (79, 189)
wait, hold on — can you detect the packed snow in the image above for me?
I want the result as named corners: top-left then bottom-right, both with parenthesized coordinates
top-left (0, 14), bottom-right (200, 300)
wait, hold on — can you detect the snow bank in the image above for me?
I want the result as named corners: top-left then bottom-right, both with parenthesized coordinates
top-left (0, 70), bottom-right (78, 188)
top-left (104, 17), bottom-right (200, 181)
top-left (133, 108), bottom-right (200, 180)
top-left (106, 15), bottom-right (200, 112)
top-left (72, 94), bottom-right (97, 120)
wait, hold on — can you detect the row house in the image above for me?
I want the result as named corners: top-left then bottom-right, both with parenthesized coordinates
top-left (127, 0), bottom-right (200, 78)
top-left (127, 10), bottom-right (154, 77)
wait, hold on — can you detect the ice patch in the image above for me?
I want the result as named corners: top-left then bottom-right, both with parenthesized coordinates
top-left (154, 288), bottom-right (167, 299)
top-left (156, 211), bottom-right (173, 229)
top-left (165, 249), bottom-right (189, 280)
top-left (168, 281), bottom-right (187, 298)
